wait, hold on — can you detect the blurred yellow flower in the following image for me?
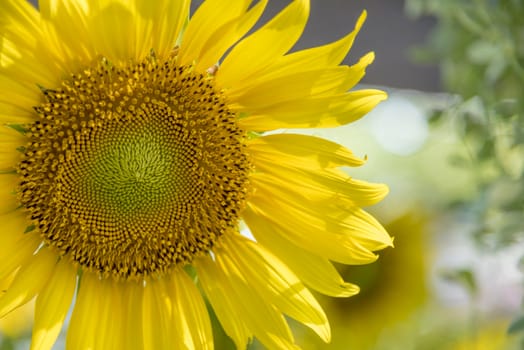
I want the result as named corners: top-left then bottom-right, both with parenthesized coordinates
top-left (450, 321), bottom-right (518, 350)
top-left (0, 0), bottom-right (391, 348)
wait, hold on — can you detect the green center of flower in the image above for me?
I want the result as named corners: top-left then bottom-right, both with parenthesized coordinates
top-left (18, 55), bottom-right (251, 280)
top-left (75, 105), bottom-right (189, 218)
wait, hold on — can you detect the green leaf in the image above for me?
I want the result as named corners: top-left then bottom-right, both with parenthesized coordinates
top-left (440, 268), bottom-right (477, 296)
top-left (508, 314), bottom-right (524, 334)
top-left (7, 124), bottom-right (28, 135)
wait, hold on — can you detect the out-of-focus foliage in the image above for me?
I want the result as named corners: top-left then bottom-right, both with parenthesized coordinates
top-left (405, 0), bottom-right (524, 247)
top-left (406, 0), bottom-right (524, 337)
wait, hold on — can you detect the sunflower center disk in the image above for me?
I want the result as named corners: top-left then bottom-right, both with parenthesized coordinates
top-left (82, 107), bottom-right (188, 218)
top-left (18, 57), bottom-right (251, 280)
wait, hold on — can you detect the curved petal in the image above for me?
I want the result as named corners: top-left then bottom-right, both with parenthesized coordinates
top-left (178, 0), bottom-right (250, 66)
top-left (250, 164), bottom-right (388, 208)
top-left (0, 212), bottom-right (40, 281)
top-left (168, 268), bottom-right (213, 350)
top-left (220, 234), bottom-right (331, 342)
top-left (0, 173), bottom-right (21, 214)
top-left (255, 181), bottom-right (392, 250)
top-left (84, 0), bottom-right (181, 61)
top-left (122, 280), bottom-right (145, 350)
top-left (1, 0), bottom-right (41, 43)
top-left (1, 0), bottom-right (59, 86)
top-left (92, 280), bottom-right (127, 349)
top-left (38, 0), bottom-right (95, 71)
top-left (229, 51), bottom-right (375, 109)
top-left (86, 2), bottom-right (141, 62)
top-left (217, 0), bottom-right (310, 88)
top-left (248, 133), bottom-right (365, 168)
top-left (0, 248), bottom-right (57, 318)
top-left (142, 277), bottom-right (182, 349)
top-left (30, 258), bottom-right (77, 350)
top-left (195, 254), bottom-right (298, 350)
top-left (0, 101), bottom-right (37, 124)
top-left (67, 273), bottom-right (130, 349)
top-left (227, 66), bottom-right (353, 107)
top-left (246, 184), bottom-right (392, 265)
top-left (194, 0), bottom-right (268, 72)
top-left (251, 10), bottom-right (368, 78)
top-left (244, 210), bottom-right (359, 297)
top-left (238, 89), bottom-right (387, 131)
top-left (134, 0), bottom-right (190, 57)
top-left (194, 256), bottom-right (250, 349)
top-left (0, 125), bottom-right (25, 171)
top-left (66, 272), bottom-right (98, 349)
top-left (0, 75), bottom-right (41, 120)
top-left (39, 0), bottom-right (89, 16)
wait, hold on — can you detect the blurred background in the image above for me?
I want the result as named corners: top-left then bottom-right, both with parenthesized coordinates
top-left (4, 0), bottom-right (523, 349)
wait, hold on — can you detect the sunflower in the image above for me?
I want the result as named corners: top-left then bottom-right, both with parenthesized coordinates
top-left (0, 0), bottom-right (392, 349)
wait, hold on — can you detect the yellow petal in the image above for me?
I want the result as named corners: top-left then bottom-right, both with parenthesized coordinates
top-left (247, 186), bottom-right (392, 265)
top-left (0, 37), bottom-right (60, 89)
top-left (39, 0), bottom-right (89, 17)
top-left (66, 272), bottom-right (98, 349)
top-left (247, 10), bottom-right (368, 81)
top-left (94, 280), bottom-right (127, 349)
top-left (261, 181), bottom-right (392, 250)
top-left (35, 0), bottom-right (189, 78)
top-left (87, 2), bottom-right (140, 62)
top-left (178, 0), bottom-right (250, 66)
top-left (195, 254), bottom-right (298, 350)
top-left (30, 258), bottom-right (76, 350)
top-left (1, 0), bottom-right (60, 86)
top-left (0, 75), bottom-right (41, 114)
top-left (1, 10), bottom-right (49, 118)
top-left (85, 0), bottom-right (179, 61)
top-left (0, 173), bottom-right (21, 214)
top-left (0, 0), bottom-right (40, 41)
top-left (38, 0), bottom-right (94, 69)
top-left (142, 277), bottom-right (180, 349)
top-left (0, 212), bottom-right (40, 281)
top-left (134, 0), bottom-right (190, 57)
top-left (220, 234), bottom-right (331, 343)
top-left (194, 256), bottom-right (250, 349)
top-left (251, 164), bottom-right (388, 207)
top-left (0, 248), bottom-right (57, 318)
top-left (229, 49), bottom-right (373, 104)
top-left (228, 66), bottom-right (353, 108)
top-left (248, 133), bottom-right (365, 168)
top-left (122, 280), bottom-right (145, 350)
top-left (217, 0), bottom-right (310, 88)
top-left (244, 209), bottom-right (360, 297)
top-left (247, 199), bottom-right (370, 264)
top-left (67, 273), bottom-right (129, 349)
top-left (194, 0), bottom-right (268, 72)
top-left (168, 269), bottom-right (213, 350)
top-left (0, 125), bottom-right (25, 170)
top-left (238, 89), bottom-right (387, 130)
top-left (0, 278), bottom-right (34, 338)
top-left (0, 101), bottom-right (36, 124)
